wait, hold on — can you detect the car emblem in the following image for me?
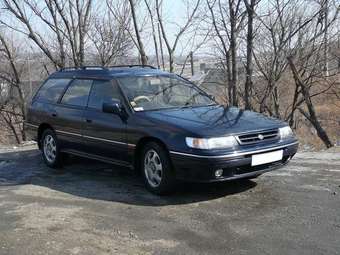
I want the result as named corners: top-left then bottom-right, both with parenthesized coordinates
top-left (258, 134), bottom-right (264, 140)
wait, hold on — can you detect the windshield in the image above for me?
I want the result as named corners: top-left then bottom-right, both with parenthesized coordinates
top-left (118, 75), bottom-right (215, 111)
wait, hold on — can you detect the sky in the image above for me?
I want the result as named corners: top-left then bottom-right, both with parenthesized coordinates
top-left (138, 0), bottom-right (207, 56)
top-left (0, 0), bottom-right (206, 58)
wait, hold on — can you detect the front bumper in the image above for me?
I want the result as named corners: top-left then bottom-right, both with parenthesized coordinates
top-left (170, 141), bottom-right (298, 182)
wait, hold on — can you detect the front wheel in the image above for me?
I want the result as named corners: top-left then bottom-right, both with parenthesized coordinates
top-left (41, 129), bottom-right (62, 168)
top-left (141, 142), bottom-right (176, 195)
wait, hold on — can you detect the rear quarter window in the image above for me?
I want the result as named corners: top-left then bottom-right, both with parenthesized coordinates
top-left (35, 78), bottom-right (71, 103)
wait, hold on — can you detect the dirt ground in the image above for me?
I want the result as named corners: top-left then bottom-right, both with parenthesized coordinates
top-left (0, 145), bottom-right (339, 255)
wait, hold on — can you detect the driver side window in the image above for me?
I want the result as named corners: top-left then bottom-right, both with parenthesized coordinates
top-left (87, 80), bottom-right (122, 111)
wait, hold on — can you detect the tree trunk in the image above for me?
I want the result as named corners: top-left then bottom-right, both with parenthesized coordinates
top-left (229, 0), bottom-right (238, 107)
top-left (158, 23), bottom-right (165, 69)
top-left (2, 113), bottom-right (21, 144)
top-left (272, 86), bottom-right (280, 118)
top-left (226, 52), bottom-right (233, 105)
top-left (323, 0), bottom-right (329, 76)
top-left (288, 81), bottom-right (300, 127)
top-left (128, 0), bottom-right (148, 65)
top-left (190, 51), bottom-right (194, 76)
top-left (169, 52), bottom-right (174, 73)
top-left (144, 0), bottom-right (160, 68)
top-left (244, 0), bottom-right (255, 110)
top-left (288, 57), bottom-right (333, 148)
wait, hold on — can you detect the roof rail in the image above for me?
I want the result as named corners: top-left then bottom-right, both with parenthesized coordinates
top-left (108, 65), bottom-right (156, 69)
top-left (59, 66), bottom-right (108, 72)
top-left (58, 65), bottom-right (157, 72)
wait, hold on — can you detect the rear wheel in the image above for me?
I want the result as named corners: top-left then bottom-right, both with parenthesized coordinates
top-left (141, 142), bottom-right (176, 195)
top-left (41, 129), bottom-right (62, 168)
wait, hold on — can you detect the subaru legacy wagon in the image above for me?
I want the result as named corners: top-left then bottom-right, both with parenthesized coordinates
top-left (25, 65), bottom-right (298, 194)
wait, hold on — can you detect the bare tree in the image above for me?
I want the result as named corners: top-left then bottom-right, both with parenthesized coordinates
top-left (252, 0), bottom-right (319, 117)
top-left (0, 0), bottom-right (338, 149)
top-left (243, 0), bottom-right (259, 110)
top-left (287, 56), bottom-right (333, 148)
top-left (228, 0), bottom-right (246, 106)
top-left (156, 0), bottom-right (201, 73)
top-left (90, 1), bottom-right (133, 66)
top-left (206, 0), bottom-right (246, 106)
top-left (179, 30), bottom-right (210, 76)
top-left (0, 32), bottom-right (26, 143)
top-left (206, 0), bottom-right (232, 102)
top-left (128, 0), bottom-right (148, 65)
top-left (320, 0), bottom-right (329, 75)
top-left (284, 1), bottom-right (339, 148)
top-left (144, 0), bottom-right (160, 68)
top-left (1, 0), bottom-right (93, 69)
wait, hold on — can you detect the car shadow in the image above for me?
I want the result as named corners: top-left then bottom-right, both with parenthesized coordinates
top-left (0, 148), bottom-right (257, 206)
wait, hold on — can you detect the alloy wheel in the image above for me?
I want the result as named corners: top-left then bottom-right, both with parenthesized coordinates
top-left (43, 134), bottom-right (57, 163)
top-left (144, 149), bottom-right (163, 188)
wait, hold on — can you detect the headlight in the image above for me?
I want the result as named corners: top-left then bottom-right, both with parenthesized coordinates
top-left (279, 126), bottom-right (294, 139)
top-left (185, 136), bottom-right (237, 149)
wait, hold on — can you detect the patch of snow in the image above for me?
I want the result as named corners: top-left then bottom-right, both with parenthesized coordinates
top-left (20, 141), bottom-right (37, 146)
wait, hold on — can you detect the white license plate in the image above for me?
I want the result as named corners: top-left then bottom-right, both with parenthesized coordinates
top-left (251, 150), bottom-right (283, 166)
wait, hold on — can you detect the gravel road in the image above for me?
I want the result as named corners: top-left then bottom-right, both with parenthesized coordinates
top-left (0, 145), bottom-right (339, 255)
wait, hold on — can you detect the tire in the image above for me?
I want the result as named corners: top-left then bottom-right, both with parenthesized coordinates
top-left (41, 129), bottom-right (63, 168)
top-left (141, 142), bottom-right (176, 195)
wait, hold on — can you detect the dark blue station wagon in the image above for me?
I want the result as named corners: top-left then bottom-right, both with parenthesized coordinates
top-left (25, 65), bottom-right (298, 194)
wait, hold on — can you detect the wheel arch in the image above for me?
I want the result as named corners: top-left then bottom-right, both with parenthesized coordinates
top-left (133, 136), bottom-right (172, 173)
top-left (37, 123), bottom-right (55, 149)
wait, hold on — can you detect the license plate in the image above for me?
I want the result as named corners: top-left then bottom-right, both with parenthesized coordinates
top-left (251, 150), bottom-right (283, 166)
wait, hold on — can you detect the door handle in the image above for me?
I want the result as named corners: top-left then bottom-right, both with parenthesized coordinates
top-left (85, 119), bottom-right (92, 123)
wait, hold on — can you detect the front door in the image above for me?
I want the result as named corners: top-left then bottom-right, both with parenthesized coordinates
top-left (82, 79), bottom-right (128, 164)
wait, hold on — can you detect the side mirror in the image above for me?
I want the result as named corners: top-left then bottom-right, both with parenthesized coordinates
top-left (102, 101), bottom-right (122, 115)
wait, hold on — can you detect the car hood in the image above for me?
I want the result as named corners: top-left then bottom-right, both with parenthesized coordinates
top-left (143, 105), bottom-right (286, 137)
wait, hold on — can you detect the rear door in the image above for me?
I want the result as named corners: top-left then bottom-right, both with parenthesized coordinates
top-left (55, 79), bottom-right (92, 150)
top-left (29, 78), bottom-right (71, 128)
top-left (82, 79), bottom-right (128, 164)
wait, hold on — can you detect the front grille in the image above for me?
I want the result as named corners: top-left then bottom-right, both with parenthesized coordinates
top-left (237, 129), bottom-right (279, 145)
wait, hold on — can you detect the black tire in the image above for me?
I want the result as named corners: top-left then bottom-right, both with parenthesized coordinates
top-left (41, 129), bottom-right (63, 168)
top-left (141, 142), bottom-right (176, 195)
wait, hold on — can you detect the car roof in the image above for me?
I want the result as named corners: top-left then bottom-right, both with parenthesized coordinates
top-left (48, 66), bottom-right (173, 80)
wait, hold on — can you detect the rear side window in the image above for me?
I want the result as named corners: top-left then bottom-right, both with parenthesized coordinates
top-left (61, 79), bottom-right (92, 107)
top-left (35, 78), bottom-right (71, 103)
top-left (87, 80), bottom-right (122, 111)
